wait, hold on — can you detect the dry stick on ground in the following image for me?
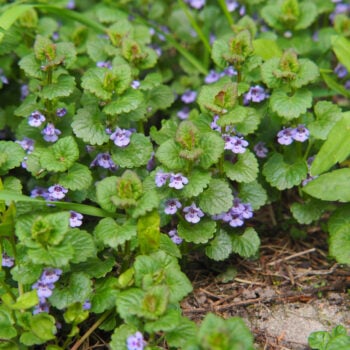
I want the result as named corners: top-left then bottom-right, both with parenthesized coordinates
top-left (266, 248), bottom-right (316, 266)
top-left (182, 278), bottom-right (350, 315)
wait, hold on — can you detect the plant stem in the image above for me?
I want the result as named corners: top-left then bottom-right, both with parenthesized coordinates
top-left (70, 310), bottom-right (114, 350)
top-left (218, 0), bottom-right (234, 26)
top-left (178, 0), bottom-right (211, 55)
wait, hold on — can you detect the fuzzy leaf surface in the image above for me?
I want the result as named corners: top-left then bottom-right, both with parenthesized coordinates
top-left (231, 227), bottom-right (260, 258)
top-left (177, 219), bottom-right (216, 244)
top-left (205, 230), bottom-right (232, 261)
top-left (58, 163), bottom-right (92, 191)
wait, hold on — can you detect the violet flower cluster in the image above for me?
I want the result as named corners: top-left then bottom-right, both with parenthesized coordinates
top-left (109, 127), bottom-right (133, 147)
top-left (213, 198), bottom-right (253, 227)
top-left (155, 171), bottom-right (189, 189)
top-left (126, 331), bottom-right (146, 350)
top-left (168, 229), bottom-right (183, 245)
top-left (1, 253), bottom-right (14, 268)
top-left (90, 152), bottom-right (117, 170)
top-left (277, 125), bottom-right (310, 145)
top-left (32, 268), bottom-right (62, 314)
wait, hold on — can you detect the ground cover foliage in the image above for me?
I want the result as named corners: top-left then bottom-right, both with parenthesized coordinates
top-left (0, 0), bottom-right (350, 349)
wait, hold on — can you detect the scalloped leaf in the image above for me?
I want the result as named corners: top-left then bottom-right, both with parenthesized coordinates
top-left (39, 136), bottom-right (79, 172)
top-left (111, 133), bottom-right (153, 168)
top-left (224, 150), bottom-right (259, 183)
top-left (235, 107), bottom-right (261, 135)
top-left (131, 190), bottom-right (159, 219)
top-left (95, 176), bottom-right (118, 213)
top-left (205, 229), bottom-right (232, 261)
top-left (231, 227), bottom-right (260, 258)
top-left (145, 84), bottom-right (175, 112)
top-left (150, 118), bottom-right (178, 145)
top-left (238, 181), bottom-right (267, 210)
top-left (103, 89), bottom-right (143, 115)
top-left (263, 152), bottom-right (308, 190)
top-left (18, 53), bottom-right (42, 79)
top-left (180, 169), bottom-right (211, 198)
top-left (290, 59), bottom-right (319, 89)
top-left (0, 141), bottom-right (25, 174)
top-left (270, 89), bottom-right (312, 120)
top-left (198, 132), bottom-right (225, 169)
top-left (155, 139), bottom-right (187, 171)
top-left (177, 219), bottom-right (216, 244)
top-left (58, 163), bottom-right (92, 191)
top-left (40, 75), bottom-right (75, 100)
top-left (199, 179), bottom-right (233, 215)
top-left (290, 199), bottom-right (330, 224)
top-left (65, 228), bottom-right (96, 264)
top-left (72, 107), bottom-right (109, 146)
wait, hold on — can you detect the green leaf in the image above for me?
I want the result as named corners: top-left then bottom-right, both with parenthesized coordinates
top-left (0, 308), bottom-right (17, 339)
top-left (309, 101), bottom-right (342, 140)
top-left (205, 229), bottom-right (232, 261)
top-left (198, 132), bottom-right (225, 169)
top-left (110, 324), bottom-right (139, 350)
top-left (111, 133), bottom-right (153, 168)
top-left (145, 309), bottom-right (183, 333)
top-left (0, 141), bottom-right (25, 174)
top-left (303, 168), bottom-right (350, 202)
top-left (263, 152), bottom-right (308, 190)
top-left (165, 317), bottom-right (198, 348)
top-left (7, 291), bottom-right (38, 310)
top-left (65, 229), bottom-right (96, 264)
top-left (40, 136), bottom-right (79, 172)
top-left (235, 107), bottom-right (261, 135)
top-left (131, 190), bottom-right (159, 218)
top-left (30, 313), bottom-right (56, 341)
top-left (270, 89), bottom-right (313, 120)
top-left (150, 118), bottom-right (178, 145)
top-left (18, 53), bottom-right (42, 78)
top-left (40, 75), bottom-right (75, 100)
top-left (180, 169), bottom-right (211, 198)
top-left (329, 226), bottom-right (350, 264)
top-left (321, 72), bottom-right (350, 98)
top-left (332, 35), bottom-right (350, 72)
top-left (290, 199), bottom-right (330, 224)
top-left (198, 313), bottom-right (254, 350)
top-left (238, 181), bottom-right (267, 210)
top-left (116, 288), bottom-right (144, 320)
top-left (159, 234), bottom-right (181, 258)
top-left (56, 42), bottom-right (77, 68)
top-left (96, 176), bottom-right (118, 213)
top-left (145, 85), bottom-right (175, 111)
top-left (291, 59), bottom-right (319, 89)
top-left (91, 277), bottom-right (119, 313)
top-left (253, 38), bottom-right (282, 60)
top-left (177, 219), bottom-right (216, 244)
top-left (58, 163), bottom-right (92, 191)
top-left (72, 107), bottom-right (109, 145)
top-left (137, 210), bottom-right (161, 254)
top-left (231, 227), bottom-right (260, 258)
top-left (103, 89), bottom-right (143, 115)
top-left (311, 113), bottom-right (350, 175)
top-left (199, 179), bottom-right (233, 215)
top-left (11, 263), bottom-right (42, 285)
top-left (224, 150), bottom-right (259, 183)
top-left (81, 67), bottom-right (114, 100)
top-left (28, 243), bottom-right (74, 267)
top-left (94, 217), bottom-right (137, 249)
top-left (155, 139), bottom-right (187, 170)
top-left (50, 273), bottom-right (92, 310)
top-left (70, 256), bottom-right (115, 278)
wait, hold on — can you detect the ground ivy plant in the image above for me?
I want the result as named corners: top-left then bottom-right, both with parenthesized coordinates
top-left (0, 0), bottom-right (349, 349)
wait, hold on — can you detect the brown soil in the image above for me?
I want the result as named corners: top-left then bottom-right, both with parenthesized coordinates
top-left (181, 223), bottom-right (350, 350)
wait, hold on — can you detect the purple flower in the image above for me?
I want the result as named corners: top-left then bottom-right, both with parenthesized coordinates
top-left (210, 115), bottom-right (221, 132)
top-left (221, 66), bottom-right (237, 77)
top-left (205, 70), bottom-right (221, 84)
top-left (126, 331), bottom-right (146, 350)
top-left (28, 111), bottom-right (46, 127)
top-left (164, 198), bottom-right (182, 215)
top-left (177, 106), bottom-right (190, 120)
top-left (20, 84), bottom-right (29, 100)
top-left (183, 203), bottom-right (204, 223)
top-left (277, 127), bottom-right (296, 145)
top-left (186, 0), bottom-right (206, 9)
top-left (169, 173), bottom-right (189, 189)
top-left (56, 108), bottom-right (67, 117)
top-left (30, 187), bottom-right (49, 199)
top-left (16, 138), bottom-right (35, 153)
top-left (293, 125), bottom-right (309, 142)
top-left (2, 253), bottom-right (14, 267)
top-left (69, 211), bottom-right (83, 227)
top-left (244, 85), bottom-right (268, 104)
top-left (110, 127), bottom-right (132, 147)
top-left (42, 123), bottom-right (61, 142)
top-left (230, 198), bottom-right (246, 215)
top-left (90, 153), bottom-right (117, 170)
top-left (181, 90), bottom-right (197, 104)
top-left (146, 152), bottom-right (156, 172)
top-left (52, 31), bottom-right (60, 41)
top-left (229, 213), bottom-right (244, 227)
top-left (96, 61), bottom-right (112, 69)
top-left (254, 141), bottom-right (268, 158)
top-left (226, 0), bottom-right (239, 12)
top-left (82, 300), bottom-right (91, 310)
top-left (168, 229), bottom-right (183, 244)
top-left (131, 80), bottom-right (140, 89)
top-left (241, 203), bottom-right (253, 219)
top-left (66, 0), bottom-right (75, 9)
top-left (334, 64), bottom-right (348, 79)
top-left (48, 184), bottom-right (68, 200)
top-left (40, 268), bottom-right (62, 285)
top-left (32, 281), bottom-right (55, 299)
top-left (223, 135), bottom-right (249, 154)
top-left (33, 301), bottom-right (50, 315)
top-left (155, 171), bottom-right (170, 187)
top-left (0, 69), bottom-right (8, 85)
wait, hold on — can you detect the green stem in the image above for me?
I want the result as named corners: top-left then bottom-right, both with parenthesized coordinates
top-left (70, 310), bottom-right (114, 350)
top-left (178, 0), bottom-right (211, 55)
top-left (303, 140), bottom-right (313, 161)
top-left (218, 0), bottom-right (234, 26)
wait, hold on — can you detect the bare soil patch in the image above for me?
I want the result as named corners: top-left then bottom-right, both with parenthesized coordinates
top-left (181, 224), bottom-right (350, 349)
